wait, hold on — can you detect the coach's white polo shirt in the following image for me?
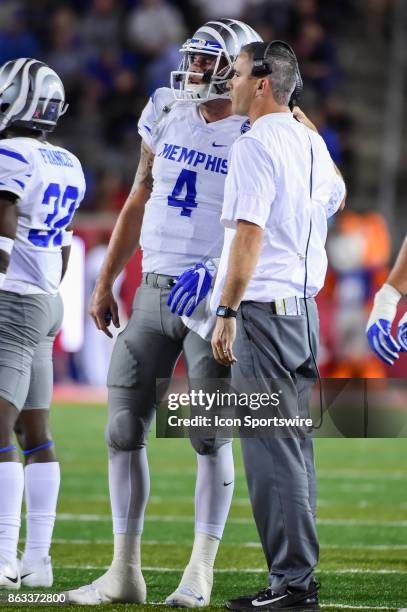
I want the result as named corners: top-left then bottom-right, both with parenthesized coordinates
top-left (211, 112), bottom-right (346, 306)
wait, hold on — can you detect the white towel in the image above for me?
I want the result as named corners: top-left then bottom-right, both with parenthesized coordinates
top-left (181, 287), bottom-right (217, 341)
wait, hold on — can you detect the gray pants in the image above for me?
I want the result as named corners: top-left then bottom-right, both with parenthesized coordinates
top-left (233, 298), bottom-right (319, 594)
top-left (0, 290), bottom-right (63, 411)
top-left (106, 273), bottom-right (230, 454)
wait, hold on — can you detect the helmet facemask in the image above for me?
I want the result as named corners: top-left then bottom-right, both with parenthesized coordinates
top-left (171, 39), bottom-right (233, 102)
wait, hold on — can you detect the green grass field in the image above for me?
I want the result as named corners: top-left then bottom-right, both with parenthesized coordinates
top-left (11, 404), bottom-right (407, 611)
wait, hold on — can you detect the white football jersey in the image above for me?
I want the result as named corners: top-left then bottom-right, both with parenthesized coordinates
top-left (0, 136), bottom-right (85, 294)
top-left (138, 87), bottom-right (249, 274)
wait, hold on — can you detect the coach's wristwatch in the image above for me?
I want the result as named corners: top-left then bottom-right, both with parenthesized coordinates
top-left (216, 305), bottom-right (237, 318)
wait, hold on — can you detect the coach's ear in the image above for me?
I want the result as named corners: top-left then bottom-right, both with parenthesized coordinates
top-left (255, 77), bottom-right (268, 97)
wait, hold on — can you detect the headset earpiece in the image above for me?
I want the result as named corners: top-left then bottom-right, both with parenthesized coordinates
top-left (251, 42), bottom-right (273, 77)
top-left (250, 40), bottom-right (303, 109)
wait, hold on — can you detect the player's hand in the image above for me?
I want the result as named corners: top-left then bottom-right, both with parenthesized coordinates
top-left (397, 312), bottom-right (407, 352)
top-left (366, 284), bottom-right (401, 365)
top-left (167, 262), bottom-right (213, 317)
top-left (292, 106), bottom-right (318, 133)
top-left (89, 282), bottom-right (120, 338)
top-left (211, 317), bottom-right (237, 366)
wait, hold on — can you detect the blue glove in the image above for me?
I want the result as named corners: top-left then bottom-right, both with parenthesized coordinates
top-left (366, 284), bottom-right (401, 366)
top-left (397, 312), bottom-right (407, 352)
top-left (167, 262), bottom-right (214, 317)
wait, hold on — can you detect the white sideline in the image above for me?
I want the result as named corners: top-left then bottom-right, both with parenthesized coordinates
top-left (56, 512), bottom-right (407, 527)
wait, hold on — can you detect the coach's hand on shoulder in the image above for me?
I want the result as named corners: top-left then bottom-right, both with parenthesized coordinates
top-left (366, 283), bottom-right (401, 365)
top-left (292, 106), bottom-right (318, 133)
top-left (89, 281), bottom-right (120, 338)
top-left (167, 262), bottom-right (214, 317)
top-left (211, 317), bottom-right (237, 366)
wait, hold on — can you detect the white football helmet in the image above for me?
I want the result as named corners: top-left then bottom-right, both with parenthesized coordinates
top-left (0, 58), bottom-right (67, 133)
top-left (171, 19), bottom-right (262, 102)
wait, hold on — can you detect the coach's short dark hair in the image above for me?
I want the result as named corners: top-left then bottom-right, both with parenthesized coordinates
top-left (242, 42), bottom-right (297, 106)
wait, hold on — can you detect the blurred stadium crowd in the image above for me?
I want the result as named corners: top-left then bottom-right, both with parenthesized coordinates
top-left (1, 0), bottom-right (404, 382)
top-left (0, 0), bottom-right (395, 210)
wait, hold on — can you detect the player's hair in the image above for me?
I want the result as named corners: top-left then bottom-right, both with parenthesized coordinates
top-left (242, 42), bottom-right (297, 106)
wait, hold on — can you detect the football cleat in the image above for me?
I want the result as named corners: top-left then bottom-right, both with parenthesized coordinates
top-left (165, 566), bottom-right (212, 608)
top-left (66, 563), bottom-right (146, 605)
top-left (20, 555), bottom-right (53, 587)
top-left (0, 556), bottom-right (20, 590)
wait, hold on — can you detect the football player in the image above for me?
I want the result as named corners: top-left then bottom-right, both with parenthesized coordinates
top-left (0, 59), bottom-right (85, 589)
top-left (67, 19), bottom-right (261, 608)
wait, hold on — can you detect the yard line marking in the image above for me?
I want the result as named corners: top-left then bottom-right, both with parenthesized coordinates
top-left (57, 565), bottom-right (407, 575)
top-left (56, 513), bottom-right (407, 527)
top-left (242, 542), bottom-right (407, 550)
top-left (321, 606), bottom-right (396, 610)
top-left (150, 496), bottom-right (406, 509)
top-left (49, 538), bottom-right (407, 551)
top-left (317, 470), bottom-right (407, 480)
top-left (144, 469), bottom-right (407, 480)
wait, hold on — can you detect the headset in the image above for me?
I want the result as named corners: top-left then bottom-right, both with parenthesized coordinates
top-left (250, 40), bottom-right (303, 110)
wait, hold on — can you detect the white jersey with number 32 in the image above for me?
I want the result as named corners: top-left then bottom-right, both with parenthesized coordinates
top-left (0, 136), bottom-right (85, 294)
top-left (138, 87), bottom-right (249, 275)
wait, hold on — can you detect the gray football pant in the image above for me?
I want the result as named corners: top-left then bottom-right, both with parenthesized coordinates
top-left (0, 290), bottom-right (63, 411)
top-left (106, 273), bottom-right (230, 454)
top-left (232, 298), bottom-right (319, 594)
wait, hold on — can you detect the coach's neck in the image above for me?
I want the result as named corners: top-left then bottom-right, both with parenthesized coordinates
top-left (249, 94), bottom-right (290, 126)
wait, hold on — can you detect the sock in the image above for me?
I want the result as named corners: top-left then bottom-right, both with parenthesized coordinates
top-left (0, 462), bottom-right (24, 562)
top-left (112, 533), bottom-right (141, 566)
top-left (195, 442), bottom-right (234, 539)
top-left (23, 462), bottom-right (60, 563)
top-left (175, 533), bottom-right (219, 600)
top-left (186, 532), bottom-right (220, 572)
top-left (93, 532), bottom-right (146, 602)
top-left (108, 447), bottom-right (149, 557)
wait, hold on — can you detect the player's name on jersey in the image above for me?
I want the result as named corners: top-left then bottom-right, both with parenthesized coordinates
top-left (38, 147), bottom-right (74, 168)
top-left (157, 143), bottom-right (228, 175)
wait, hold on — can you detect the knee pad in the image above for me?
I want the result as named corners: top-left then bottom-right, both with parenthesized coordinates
top-left (189, 435), bottom-right (230, 456)
top-left (106, 406), bottom-right (148, 451)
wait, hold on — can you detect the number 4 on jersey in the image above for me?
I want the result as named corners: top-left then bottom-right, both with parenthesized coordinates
top-left (168, 169), bottom-right (197, 217)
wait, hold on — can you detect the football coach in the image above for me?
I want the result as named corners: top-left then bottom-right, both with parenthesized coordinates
top-left (210, 41), bottom-right (346, 611)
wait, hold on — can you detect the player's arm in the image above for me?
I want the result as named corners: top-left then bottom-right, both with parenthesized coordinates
top-left (89, 140), bottom-right (154, 337)
top-left (366, 235), bottom-right (407, 363)
top-left (61, 225), bottom-right (73, 282)
top-left (387, 235), bottom-right (407, 295)
top-left (0, 191), bottom-right (18, 286)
